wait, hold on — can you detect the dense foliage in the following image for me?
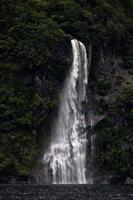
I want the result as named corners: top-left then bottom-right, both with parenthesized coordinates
top-left (0, 0), bottom-right (132, 181)
top-left (95, 87), bottom-right (133, 181)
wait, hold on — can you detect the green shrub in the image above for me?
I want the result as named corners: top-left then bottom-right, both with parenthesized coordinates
top-left (97, 80), bottom-right (111, 96)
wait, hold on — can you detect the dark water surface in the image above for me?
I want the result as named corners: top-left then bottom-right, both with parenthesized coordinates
top-left (0, 184), bottom-right (133, 200)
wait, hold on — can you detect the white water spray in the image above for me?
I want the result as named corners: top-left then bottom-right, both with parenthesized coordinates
top-left (42, 39), bottom-right (89, 184)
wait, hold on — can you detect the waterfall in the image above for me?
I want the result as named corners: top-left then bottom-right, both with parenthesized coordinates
top-left (42, 39), bottom-right (89, 184)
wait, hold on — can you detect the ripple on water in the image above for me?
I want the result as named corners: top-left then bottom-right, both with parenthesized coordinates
top-left (0, 185), bottom-right (133, 200)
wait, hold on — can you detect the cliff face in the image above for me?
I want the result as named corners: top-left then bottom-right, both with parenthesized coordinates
top-left (87, 45), bottom-right (133, 183)
top-left (0, 0), bottom-right (132, 183)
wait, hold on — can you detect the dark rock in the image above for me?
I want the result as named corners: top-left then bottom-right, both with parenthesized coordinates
top-left (0, 176), bottom-right (29, 184)
top-left (110, 175), bottom-right (127, 184)
top-left (22, 76), bottom-right (32, 86)
top-left (125, 177), bottom-right (133, 184)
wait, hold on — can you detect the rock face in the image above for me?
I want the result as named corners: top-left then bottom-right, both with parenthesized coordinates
top-left (125, 178), bottom-right (133, 184)
top-left (86, 46), bottom-right (133, 183)
top-left (0, 176), bottom-right (29, 184)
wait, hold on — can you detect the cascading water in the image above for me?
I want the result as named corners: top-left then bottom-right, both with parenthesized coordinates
top-left (42, 39), bottom-right (89, 184)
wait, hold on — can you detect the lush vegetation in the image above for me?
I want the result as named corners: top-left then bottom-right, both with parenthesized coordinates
top-left (0, 0), bottom-right (132, 181)
top-left (0, 0), bottom-right (71, 178)
top-left (96, 88), bottom-right (133, 181)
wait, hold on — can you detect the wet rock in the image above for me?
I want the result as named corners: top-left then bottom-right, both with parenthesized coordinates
top-left (0, 176), bottom-right (29, 184)
top-left (22, 76), bottom-right (32, 86)
top-left (125, 177), bottom-right (133, 184)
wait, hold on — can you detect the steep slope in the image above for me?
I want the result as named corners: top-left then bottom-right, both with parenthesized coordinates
top-left (0, 0), bottom-right (132, 183)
